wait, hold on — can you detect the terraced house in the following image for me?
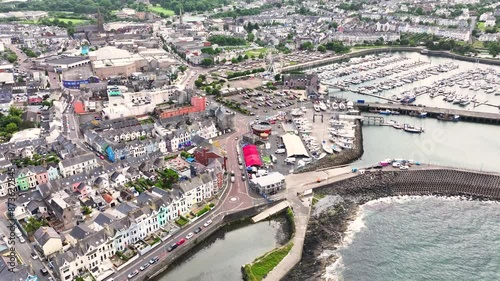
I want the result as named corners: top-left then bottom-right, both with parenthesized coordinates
top-left (53, 229), bottom-right (114, 281)
top-left (15, 167), bottom-right (38, 191)
top-left (58, 153), bottom-right (98, 177)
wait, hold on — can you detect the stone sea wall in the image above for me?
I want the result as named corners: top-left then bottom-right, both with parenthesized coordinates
top-left (285, 169), bottom-right (500, 280)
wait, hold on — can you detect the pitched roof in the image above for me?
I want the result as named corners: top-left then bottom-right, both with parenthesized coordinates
top-left (34, 226), bottom-right (61, 246)
top-left (69, 224), bottom-right (95, 240)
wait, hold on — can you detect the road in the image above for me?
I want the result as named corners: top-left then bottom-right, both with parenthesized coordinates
top-left (5, 44), bottom-right (31, 71)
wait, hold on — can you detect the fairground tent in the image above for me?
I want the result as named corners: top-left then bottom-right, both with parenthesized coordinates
top-left (242, 144), bottom-right (262, 167)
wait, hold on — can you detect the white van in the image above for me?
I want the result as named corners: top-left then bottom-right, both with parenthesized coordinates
top-left (285, 157), bottom-right (296, 164)
top-left (275, 148), bottom-right (286, 154)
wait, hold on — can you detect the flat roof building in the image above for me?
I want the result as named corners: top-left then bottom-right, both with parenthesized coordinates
top-left (250, 172), bottom-right (285, 195)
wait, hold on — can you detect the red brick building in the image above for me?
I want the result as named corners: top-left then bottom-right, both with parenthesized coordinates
top-left (156, 96), bottom-right (206, 119)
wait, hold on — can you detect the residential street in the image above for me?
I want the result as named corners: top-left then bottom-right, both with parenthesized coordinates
top-left (110, 114), bottom-right (260, 281)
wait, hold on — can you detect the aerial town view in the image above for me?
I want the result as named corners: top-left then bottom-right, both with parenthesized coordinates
top-left (0, 0), bottom-right (499, 280)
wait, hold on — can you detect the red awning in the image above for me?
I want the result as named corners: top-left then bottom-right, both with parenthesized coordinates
top-left (242, 145), bottom-right (262, 167)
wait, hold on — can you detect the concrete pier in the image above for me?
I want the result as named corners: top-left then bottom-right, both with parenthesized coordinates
top-left (357, 102), bottom-right (500, 124)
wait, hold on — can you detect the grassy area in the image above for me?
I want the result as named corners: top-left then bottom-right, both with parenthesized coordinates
top-left (245, 48), bottom-right (267, 57)
top-left (48, 17), bottom-right (88, 24)
top-left (243, 242), bottom-right (294, 281)
top-left (175, 216), bottom-right (189, 226)
top-left (477, 22), bottom-right (486, 32)
top-left (288, 61), bottom-right (297, 65)
top-left (149, 5), bottom-right (175, 16)
top-left (472, 40), bottom-right (485, 49)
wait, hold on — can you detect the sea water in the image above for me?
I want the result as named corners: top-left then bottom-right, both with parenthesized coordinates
top-left (336, 196), bottom-right (500, 281)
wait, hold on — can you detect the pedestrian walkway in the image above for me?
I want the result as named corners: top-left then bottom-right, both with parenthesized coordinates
top-left (263, 194), bottom-right (311, 281)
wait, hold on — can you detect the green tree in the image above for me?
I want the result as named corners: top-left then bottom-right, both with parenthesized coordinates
top-left (300, 41), bottom-right (314, 51)
top-left (7, 54), bottom-right (17, 63)
top-left (5, 123), bottom-right (18, 133)
top-left (24, 217), bottom-right (46, 233)
top-left (178, 65), bottom-right (187, 73)
top-left (258, 52), bottom-right (264, 59)
top-left (317, 45), bottom-right (326, 52)
top-left (274, 74), bottom-right (281, 81)
top-left (247, 32), bottom-right (255, 42)
top-left (201, 58), bottom-right (214, 66)
top-left (194, 79), bottom-right (204, 88)
top-left (231, 57), bottom-right (238, 64)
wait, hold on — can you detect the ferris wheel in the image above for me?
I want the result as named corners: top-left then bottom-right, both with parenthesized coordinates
top-left (264, 45), bottom-right (283, 78)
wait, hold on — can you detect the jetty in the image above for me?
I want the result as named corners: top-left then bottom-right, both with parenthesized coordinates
top-left (357, 102), bottom-right (500, 124)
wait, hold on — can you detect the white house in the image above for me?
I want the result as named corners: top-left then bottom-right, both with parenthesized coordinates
top-left (485, 16), bottom-right (496, 27)
top-left (53, 229), bottom-right (114, 281)
top-left (33, 226), bottom-right (63, 256)
top-left (58, 153), bottom-right (98, 177)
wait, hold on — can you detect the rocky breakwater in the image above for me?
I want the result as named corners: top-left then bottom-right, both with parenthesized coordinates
top-left (285, 171), bottom-right (398, 281)
top-left (298, 120), bottom-right (364, 173)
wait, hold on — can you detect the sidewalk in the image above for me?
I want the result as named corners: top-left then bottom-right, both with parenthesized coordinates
top-left (263, 194), bottom-right (311, 281)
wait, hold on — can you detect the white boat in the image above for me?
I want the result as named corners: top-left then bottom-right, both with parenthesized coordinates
top-left (334, 140), bottom-right (353, 149)
top-left (339, 103), bottom-right (346, 110)
top-left (331, 102), bottom-right (339, 110)
top-left (313, 104), bottom-right (320, 112)
top-left (322, 141), bottom-right (333, 154)
top-left (403, 124), bottom-right (424, 134)
top-left (319, 102), bottom-right (327, 111)
top-left (332, 145), bottom-right (342, 153)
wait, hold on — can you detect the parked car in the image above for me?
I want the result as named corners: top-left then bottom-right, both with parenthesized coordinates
top-left (19, 237), bottom-right (25, 243)
top-left (40, 268), bottom-right (49, 276)
top-left (128, 269), bottom-right (139, 278)
top-left (30, 252), bottom-right (38, 260)
top-left (194, 227), bottom-right (202, 234)
top-left (140, 263), bottom-right (150, 271)
top-left (186, 232), bottom-right (194, 239)
top-left (149, 256), bottom-right (159, 264)
top-left (203, 220), bottom-right (213, 227)
top-left (177, 238), bottom-right (186, 245)
top-left (167, 243), bottom-right (178, 252)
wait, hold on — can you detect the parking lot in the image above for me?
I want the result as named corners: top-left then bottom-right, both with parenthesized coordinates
top-left (222, 87), bottom-right (309, 118)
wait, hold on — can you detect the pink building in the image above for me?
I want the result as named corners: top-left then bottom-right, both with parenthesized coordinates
top-left (33, 166), bottom-right (49, 185)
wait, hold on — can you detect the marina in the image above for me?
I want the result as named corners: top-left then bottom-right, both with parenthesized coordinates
top-left (317, 52), bottom-right (500, 114)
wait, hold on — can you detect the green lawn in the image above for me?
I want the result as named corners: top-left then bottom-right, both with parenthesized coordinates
top-left (243, 242), bottom-right (294, 281)
top-left (245, 48), bottom-right (267, 57)
top-left (149, 5), bottom-right (175, 16)
top-left (477, 22), bottom-right (486, 32)
top-left (472, 40), bottom-right (485, 49)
